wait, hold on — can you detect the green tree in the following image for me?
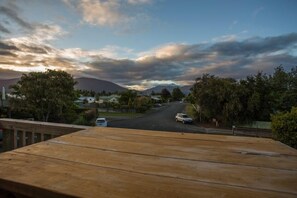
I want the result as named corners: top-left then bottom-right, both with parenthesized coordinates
top-left (271, 107), bottom-right (297, 148)
top-left (269, 66), bottom-right (291, 112)
top-left (172, 87), bottom-right (185, 101)
top-left (240, 72), bottom-right (272, 121)
top-left (189, 66), bottom-right (297, 126)
top-left (287, 66), bottom-right (297, 107)
top-left (134, 96), bottom-right (152, 113)
top-left (10, 70), bottom-right (77, 122)
top-left (270, 66), bottom-right (297, 112)
top-left (119, 90), bottom-right (137, 111)
top-left (161, 88), bottom-right (171, 102)
top-left (191, 74), bottom-right (239, 123)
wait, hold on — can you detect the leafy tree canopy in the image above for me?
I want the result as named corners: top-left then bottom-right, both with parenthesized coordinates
top-left (161, 88), bottom-right (171, 101)
top-left (119, 90), bottom-right (137, 106)
top-left (172, 87), bottom-right (185, 101)
top-left (190, 66), bottom-right (297, 126)
top-left (10, 70), bottom-right (77, 122)
top-left (134, 96), bottom-right (152, 113)
top-left (271, 107), bottom-right (297, 149)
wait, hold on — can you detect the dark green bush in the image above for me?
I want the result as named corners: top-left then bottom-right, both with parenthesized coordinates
top-left (72, 115), bottom-right (92, 126)
top-left (271, 107), bottom-right (297, 148)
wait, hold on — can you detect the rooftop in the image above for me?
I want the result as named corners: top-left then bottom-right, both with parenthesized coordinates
top-left (0, 127), bottom-right (296, 197)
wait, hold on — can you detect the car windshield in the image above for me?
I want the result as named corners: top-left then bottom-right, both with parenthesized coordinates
top-left (97, 120), bottom-right (105, 123)
top-left (182, 115), bottom-right (189, 118)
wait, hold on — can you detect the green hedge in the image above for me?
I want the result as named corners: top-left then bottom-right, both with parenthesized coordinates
top-left (271, 107), bottom-right (297, 149)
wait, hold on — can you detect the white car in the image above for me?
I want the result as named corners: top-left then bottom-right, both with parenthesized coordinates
top-left (95, 118), bottom-right (108, 127)
top-left (175, 113), bottom-right (193, 124)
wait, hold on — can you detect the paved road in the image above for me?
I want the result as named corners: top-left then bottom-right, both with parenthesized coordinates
top-left (109, 103), bottom-right (271, 137)
top-left (109, 102), bottom-right (209, 133)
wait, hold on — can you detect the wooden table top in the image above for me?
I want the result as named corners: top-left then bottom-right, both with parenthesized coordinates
top-left (0, 127), bottom-right (296, 197)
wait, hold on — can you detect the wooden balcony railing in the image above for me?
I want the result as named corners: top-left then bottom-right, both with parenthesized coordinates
top-left (0, 118), bottom-right (90, 152)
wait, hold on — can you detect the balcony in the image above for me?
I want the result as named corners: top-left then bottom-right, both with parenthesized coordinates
top-left (0, 119), bottom-right (296, 197)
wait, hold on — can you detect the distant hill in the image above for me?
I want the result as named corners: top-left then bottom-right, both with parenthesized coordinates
top-left (142, 84), bottom-right (178, 95)
top-left (0, 78), bottom-right (19, 93)
top-left (0, 77), bottom-right (127, 93)
top-left (142, 84), bottom-right (192, 95)
top-left (180, 85), bottom-right (192, 95)
top-left (75, 77), bottom-right (127, 93)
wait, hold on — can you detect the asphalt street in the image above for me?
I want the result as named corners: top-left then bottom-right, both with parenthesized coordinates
top-left (108, 102), bottom-right (208, 133)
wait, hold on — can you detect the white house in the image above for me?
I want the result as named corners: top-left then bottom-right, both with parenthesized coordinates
top-left (151, 95), bottom-right (162, 102)
top-left (98, 95), bottom-right (120, 104)
top-left (76, 96), bottom-right (95, 104)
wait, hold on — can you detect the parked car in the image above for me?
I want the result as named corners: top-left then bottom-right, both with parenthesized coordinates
top-left (95, 118), bottom-right (108, 127)
top-left (175, 113), bottom-right (193, 124)
top-left (154, 103), bottom-right (162, 107)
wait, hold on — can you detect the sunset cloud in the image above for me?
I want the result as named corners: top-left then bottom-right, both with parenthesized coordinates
top-left (0, 3), bottom-right (32, 30)
top-left (78, 0), bottom-right (129, 26)
top-left (1, 32), bottom-right (297, 89)
top-left (0, 23), bottom-right (10, 34)
top-left (81, 33), bottom-right (297, 88)
top-left (0, 1), bottom-right (297, 90)
top-left (127, 0), bottom-right (152, 5)
top-left (0, 0), bottom-right (297, 88)
top-left (63, 0), bottom-right (152, 28)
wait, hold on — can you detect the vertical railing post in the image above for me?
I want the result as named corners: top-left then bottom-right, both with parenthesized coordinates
top-left (22, 131), bottom-right (26, 147)
top-left (41, 133), bottom-right (44, 141)
top-left (31, 131), bottom-right (35, 144)
top-left (13, 129), bottom-right (17, 149)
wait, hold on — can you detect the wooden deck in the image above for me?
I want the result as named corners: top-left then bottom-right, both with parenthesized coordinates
top-left (0, 127), bottom-right (296, 197)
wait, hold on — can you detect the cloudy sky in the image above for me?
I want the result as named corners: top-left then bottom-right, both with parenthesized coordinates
top-left (0, 0), bottom-right (297, 90)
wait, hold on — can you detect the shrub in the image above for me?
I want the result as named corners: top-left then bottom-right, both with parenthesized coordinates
top-left (83, 109), bottom-right (97, 121)
top-left (271, 107), bottom-right (297, 148)
top-left (72, 115), bottom-right (90, 126)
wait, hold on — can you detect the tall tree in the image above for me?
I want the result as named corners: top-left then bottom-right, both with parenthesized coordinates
top-left (287, 66), bottom-right (297, 107)
top-left (191, 74), bottom-right (241, 124)
top-left (10, 70), bottom-right (77, 122)
top-left (190, 66), bottom-right (297, 126)
top-left (269, 66), bottom-right (297, 112)
top-left (134, 96), bottom-right (152, 113)
top-left (269, 66), bottom-right (290, 112)
top-left (245, 72), bottom-right (272, 121)
top-left (172, 87), bottom-right (185, 101)
top-left (119, 90), bottom-right (137, 106)
top-left (161, 88), bottom-right (171, 102)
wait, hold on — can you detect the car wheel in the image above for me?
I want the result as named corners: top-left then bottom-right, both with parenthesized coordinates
top-left (176, 119), bottom-right (178, 122)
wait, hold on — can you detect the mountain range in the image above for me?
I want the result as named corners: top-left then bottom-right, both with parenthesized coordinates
top-left (0, 77), bottom-right (127, 93)
top-left (141, 84), bottom-right (192, 95)
top-left (0, 78), bottom-right (19, 92)
top-left (0, 77), bottom-right (191, 95)
top-left (74, 77), bottom-right (127, 93)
